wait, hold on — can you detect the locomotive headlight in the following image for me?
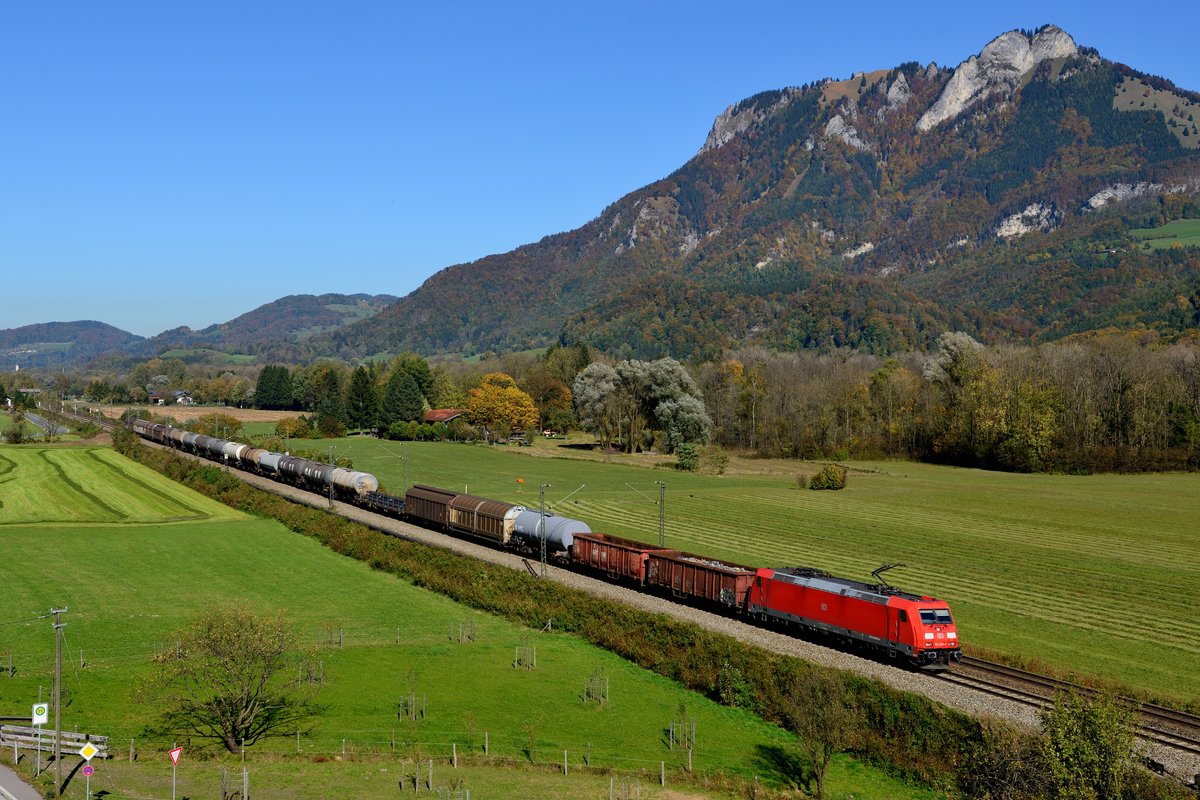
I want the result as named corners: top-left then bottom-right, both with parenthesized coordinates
top-left (947, 632), bottom-right (957, 639)
top-left (924, 632), bottom-right (934, 640)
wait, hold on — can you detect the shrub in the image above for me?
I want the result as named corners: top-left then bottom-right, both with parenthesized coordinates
top-left (3, 420), bottom-right (27, 444)
top-left (675, 443), bottom-right (699, 472)
top-left (796, 472), bottom-right (809, 489)
top-left (386, 421), bottom-right (422, 441)
top-left (275, 418), bottom-right (311, 439)
top-left (809, 464), bottom-right (847, 490)
top-left (701, 445), bottom-right (729, 475)
top-left (316, 415), bottom-right (345, 438)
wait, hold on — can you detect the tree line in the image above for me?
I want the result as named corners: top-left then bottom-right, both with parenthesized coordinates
top-left (698, 332), bottom-right (1200, 472)
top-left (7, 331), bottom-right (1200, 473)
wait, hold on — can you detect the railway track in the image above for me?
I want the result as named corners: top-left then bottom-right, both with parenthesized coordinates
top-left (943, 656), bottom-right (1200, 761)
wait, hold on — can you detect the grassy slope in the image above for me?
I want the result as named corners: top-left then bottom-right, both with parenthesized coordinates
top-left (0, 446), bottom-right (936, 800)
top-left (1131, 218), bottom-right (1200, 248)
top-left (313, 436), bottom-right (1200, 705)
top-left (0, 446), bottom-right (243, 525)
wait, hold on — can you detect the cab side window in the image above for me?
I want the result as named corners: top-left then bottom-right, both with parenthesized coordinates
top-left (898, 610), bottom-right (908, 623)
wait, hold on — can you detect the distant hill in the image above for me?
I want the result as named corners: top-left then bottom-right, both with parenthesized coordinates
top-left (130, 293), bottom-right (398, 360)
top-left (320, 25), bottom-right (1200, 360)
top-left (0, 321), bottom-right (144, 369)
top-left (0, 294), bottom-right (399, 368)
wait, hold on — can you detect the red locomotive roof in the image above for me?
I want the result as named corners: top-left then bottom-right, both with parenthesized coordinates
top-left (762, 566), bottom-right (946, 606)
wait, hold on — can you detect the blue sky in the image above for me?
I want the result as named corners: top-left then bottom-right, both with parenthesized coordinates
top-left (3, 1), bottom-right (1198, 337)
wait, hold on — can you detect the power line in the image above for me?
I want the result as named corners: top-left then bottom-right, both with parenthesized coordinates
top-left (0, 613), bottom-right (54, 627)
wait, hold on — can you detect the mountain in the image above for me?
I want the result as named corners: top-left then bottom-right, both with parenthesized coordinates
top-left (324, 25), bottom-right (1200, 360)
top-left (130, 293), bottom-right (398, 359)
top-left (0, 294), bottom-right (398, 368)
top-left (0, 321), bottom-right (144, 369)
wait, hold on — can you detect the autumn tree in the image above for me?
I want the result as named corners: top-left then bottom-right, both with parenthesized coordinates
top-left (466, 372), bottom-right (539, 437)
top-left (544, 343), bottom-right (591, 385)
top-left (147, 608), bottom-right (317, 754)
top-left (520, 363), bottom-right (573, 430)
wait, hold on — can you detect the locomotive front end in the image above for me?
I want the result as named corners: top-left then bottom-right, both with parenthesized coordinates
top-left (912, 602), bottom-right (961, 668)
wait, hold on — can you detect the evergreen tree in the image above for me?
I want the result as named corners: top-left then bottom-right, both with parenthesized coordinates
top-left (392, 353), bottom-right (433, 401)
top-left (254, 365), bottom-right (292, 410)
top-left (380, 370), bottom-right (424, 428)
top-left (314, 368), bottom-right (346, 426)
top-left (345, 366), bottom-right (379, 433)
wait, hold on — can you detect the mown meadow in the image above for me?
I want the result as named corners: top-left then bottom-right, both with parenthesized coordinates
top-left (1131, 218), bottom-right (1200, 249)
top-left (294, 434), bottom-right (1200, 707)
top-left (0, 445), bottom-right (940, 800)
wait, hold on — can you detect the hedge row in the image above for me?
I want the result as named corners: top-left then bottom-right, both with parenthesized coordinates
top-left (113, 428), bottom-right (978, 789)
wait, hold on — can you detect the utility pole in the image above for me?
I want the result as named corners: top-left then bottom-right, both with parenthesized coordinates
top-left (539, 484), bottom-right (551, 577)
top-left (656, 481), bottom-right (666, 546)
top-left (51, 607), bottom-right (67, 798)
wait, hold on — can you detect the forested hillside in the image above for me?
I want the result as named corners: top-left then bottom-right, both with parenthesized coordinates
top-left (131, 293), bottom-right (397, 358)
top-left (0, 321), bottom-right (144, 369)
top-left (325, 26), bottom-right (1200, 360)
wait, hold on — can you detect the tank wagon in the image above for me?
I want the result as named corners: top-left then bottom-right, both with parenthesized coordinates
top-left (127, 418), bottom-right (960, 669)
top-left (128, 418), bottom-right (378, 499)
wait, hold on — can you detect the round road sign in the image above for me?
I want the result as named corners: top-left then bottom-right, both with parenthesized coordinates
top-left (82, 765), bottom-right (94, 777)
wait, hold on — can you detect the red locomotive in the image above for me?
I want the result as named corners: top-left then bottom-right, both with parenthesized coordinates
top-left (747, 564), bottom-right (960, 668)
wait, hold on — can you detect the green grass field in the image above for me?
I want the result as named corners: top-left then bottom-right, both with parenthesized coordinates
top-left (1130, 218), bottom-right (1200, 249)
top-left (0, 446), bottom-right (243, 525)
top-left (300, 436), bottom-right (1200, 706)
top-left (0, 446), bottom-right (937, 800)
top-left (156, 348), bottom-right (257, 364)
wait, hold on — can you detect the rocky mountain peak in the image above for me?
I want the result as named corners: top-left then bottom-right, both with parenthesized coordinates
top-left (700, 90), bottom-right (796, 153)
top-left (917, 25), bottom-right (1078, 132)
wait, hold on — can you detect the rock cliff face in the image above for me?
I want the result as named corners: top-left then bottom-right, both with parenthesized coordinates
top-left (878, 72), bottom-right (912, 117)
top-left (700, 90), bottom-right (797, 153)
top-left (995, 203), bottom-right (1061, 238)
top-left (917, 26), bottom-right (1077, 131)
top-left (825, 114), bottom-right (870, 151)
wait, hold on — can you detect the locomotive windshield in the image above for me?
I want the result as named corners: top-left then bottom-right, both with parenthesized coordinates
top-left (920, 609), bottom-right (954, 625)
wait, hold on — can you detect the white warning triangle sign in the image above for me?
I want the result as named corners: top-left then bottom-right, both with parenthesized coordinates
top-left (169, 746), bottom-right (183, 766)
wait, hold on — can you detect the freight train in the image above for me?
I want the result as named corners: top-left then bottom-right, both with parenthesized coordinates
top-left (129, 418), bottom-right (961, 668)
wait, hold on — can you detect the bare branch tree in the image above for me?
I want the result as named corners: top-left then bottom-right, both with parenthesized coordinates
top-left (147, 607), bottom-right (318, 753)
